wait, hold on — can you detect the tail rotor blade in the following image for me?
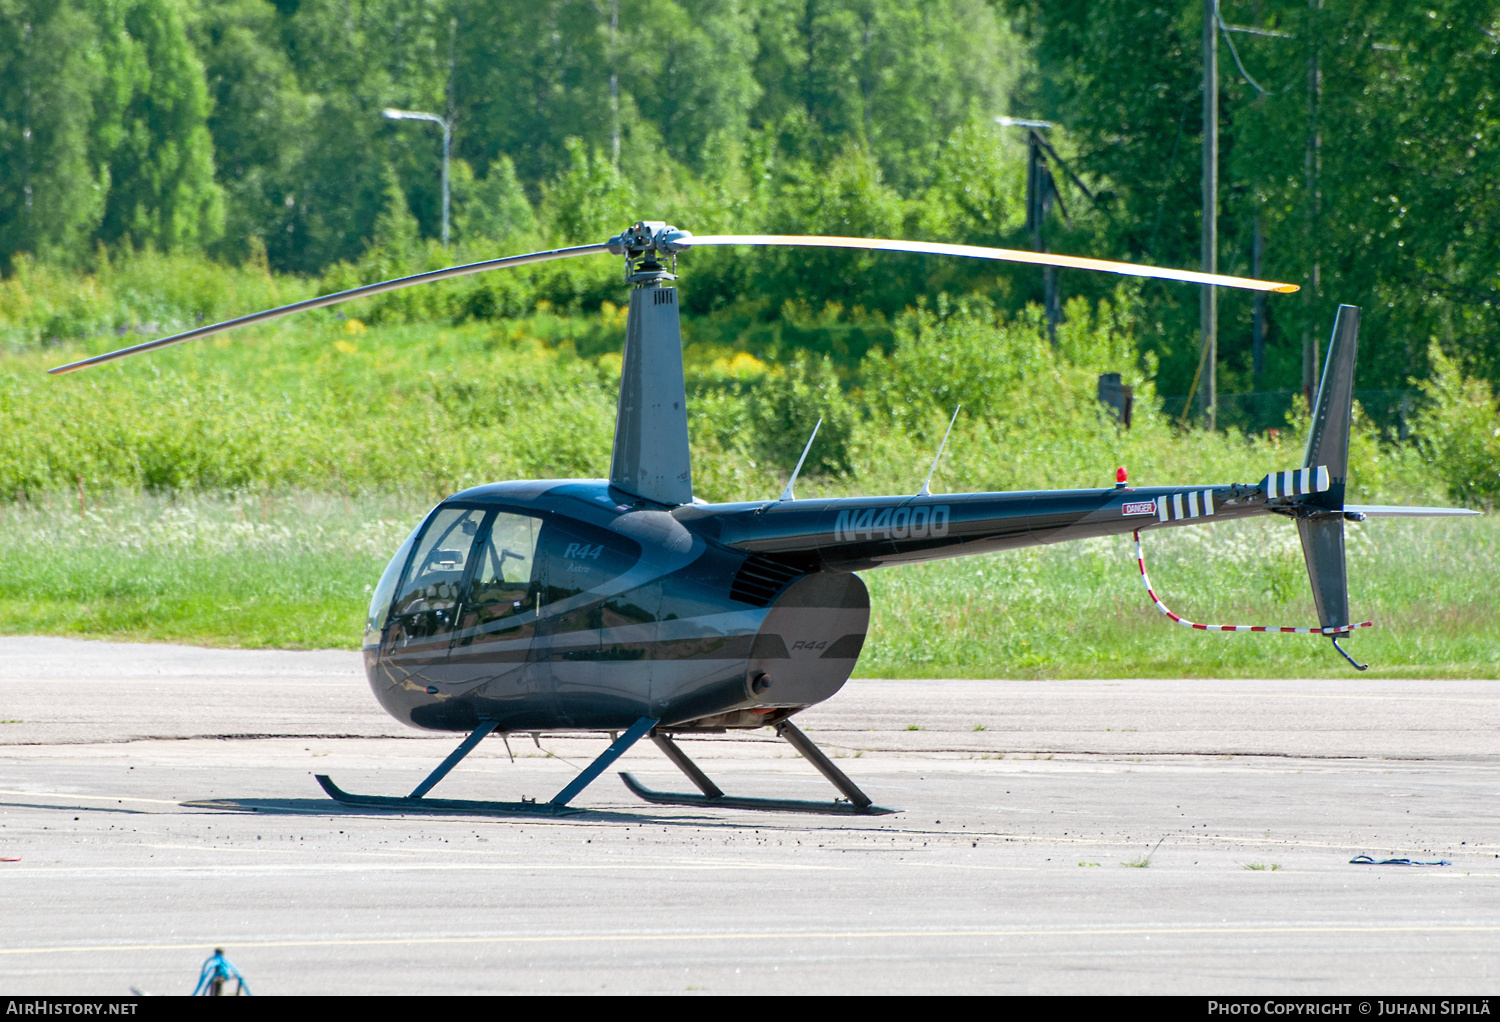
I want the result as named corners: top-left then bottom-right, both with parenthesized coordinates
top-left (680, 234), bottom-right (1299, 295)
top-left (47, 242), bottom-right (611, 375)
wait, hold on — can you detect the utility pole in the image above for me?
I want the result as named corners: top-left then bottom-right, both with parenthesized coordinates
top-left (609, 0), bottom-right (620, 166)
top-left (1252, 219), bottom-right (1266, 379)
top-left (1250, 0), bottom-right (1266, 387)
top-left (1302, 0), bottom-right (1323, 406)
top-left (1201, 0), bottom-right (1218, 430)
top-left (1029, 130), bottom-right (1063, 340)
top-left (20, 21), bottom-right (33, 245)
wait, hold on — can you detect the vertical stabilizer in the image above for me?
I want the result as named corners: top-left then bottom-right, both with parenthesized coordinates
top-left (1302, 304), bottom-right (1360, 509)
top-left (1296, 305), bottom-right (1359, 633)
top-left (610, 285), bottom-right (693, 505)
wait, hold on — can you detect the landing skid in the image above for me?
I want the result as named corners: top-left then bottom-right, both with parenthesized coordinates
top-left (315, 774), bottom-right (580, 816)
top-left (618, 772), bottom-right (892, 815)
top-left (315, 716), bottom-right (657, 817)
top-left (619, 721), bottom-right (897, 816)
top-left (315, 715), bottom-right (894, 817)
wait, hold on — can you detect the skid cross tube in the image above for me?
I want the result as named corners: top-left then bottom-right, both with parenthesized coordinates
top-left (618, 719), bottom-right (896, 815)
top-left (315, 718), bottom-right (591, 817)
top-left (412, 719), bottom-right (499, 798)
top-left (774, 719), bottom-right (873, 809)
top-left (651, 733), bottom-right (724, 798)
top-left (550, 716), bottom-right (658, 806)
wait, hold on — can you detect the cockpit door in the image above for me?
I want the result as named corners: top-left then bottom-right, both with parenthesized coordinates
top-left (532, 515), bottom-right (643, 726)
top-left (452, 511), bottom-right (543, 650)
top-left (440, 510), bottom-right (551, 721)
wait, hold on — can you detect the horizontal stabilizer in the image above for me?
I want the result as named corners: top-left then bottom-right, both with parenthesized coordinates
top-left (1344, 505), bottom-right (1482, 519)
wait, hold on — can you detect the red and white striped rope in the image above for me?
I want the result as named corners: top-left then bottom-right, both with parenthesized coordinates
top-left (1132, 530), bottom-right (1374, 635)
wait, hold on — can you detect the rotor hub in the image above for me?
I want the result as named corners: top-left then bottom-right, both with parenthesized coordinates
top-left (607, 221), bottom-right (693, 286)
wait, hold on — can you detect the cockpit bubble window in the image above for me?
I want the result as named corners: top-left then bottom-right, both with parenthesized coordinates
top-left (392, 507), bottom-right (486, 618)
top-left (364, 521), bottom-right (422, 647)
top-left (461, 511), bottom-right (541, 633)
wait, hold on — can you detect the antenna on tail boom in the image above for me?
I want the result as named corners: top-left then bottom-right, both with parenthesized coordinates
top-left (780, 418), bottom-right (823, 501)
top-left (918, 406), bottom-right (962, 497)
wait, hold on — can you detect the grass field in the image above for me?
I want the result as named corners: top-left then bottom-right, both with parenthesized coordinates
top-left (0, 489), bottom-right (1491, 678)
top-left (4, 302), bottom-right (1467, 507)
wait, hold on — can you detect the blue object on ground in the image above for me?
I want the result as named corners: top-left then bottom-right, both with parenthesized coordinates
top-left (192, 948), bottom-right (252, 996)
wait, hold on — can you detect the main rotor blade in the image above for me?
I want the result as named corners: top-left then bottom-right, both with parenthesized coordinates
top-left (47, 242), bottom-right (611, 375)
top-left (680, 235), bottom-right (1299, 294)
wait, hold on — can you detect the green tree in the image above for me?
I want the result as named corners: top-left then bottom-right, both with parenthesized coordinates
top-left (455, 156), bottom-right (536, 244)
top-left (624, 0), bottom-right (761, 173)
top-left (89, 0), bottom-right (224, 252)
top-left (454, 1), bottom-right (615, 192)
top-left (1008, 0), bottom-right (1500, 406)
top-left (0, 0), bottom-right (106, 267)
top-left (187, 0), bottom-right (310, 261)
top-left (372, 161), bottom-right (421, 252)
top-left (539, 138), bottom-right (637, 244)
top-left (750, 0), bottom-right (1022, 189)
top-left (272, 0), bottom-right (450, 271)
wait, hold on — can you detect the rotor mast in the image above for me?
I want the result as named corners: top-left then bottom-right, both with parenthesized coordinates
top-left (606, 222), bottom-right (696, 506)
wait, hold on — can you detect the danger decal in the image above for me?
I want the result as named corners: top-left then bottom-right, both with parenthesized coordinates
top-left (1121, 501), bottom-right (1157, 517)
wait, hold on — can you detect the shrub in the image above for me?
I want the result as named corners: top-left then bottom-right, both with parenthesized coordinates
top-left (1414, 345), bottom-right (1500, 507)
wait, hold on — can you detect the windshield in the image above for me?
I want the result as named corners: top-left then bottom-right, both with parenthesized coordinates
top-left (364, 522), bottom-right (421, 647)
top-left (392, 507), bottom-right (486, 618)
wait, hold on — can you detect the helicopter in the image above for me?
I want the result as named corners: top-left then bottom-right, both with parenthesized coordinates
top-left (48, 222), bottom-right (1478, 817)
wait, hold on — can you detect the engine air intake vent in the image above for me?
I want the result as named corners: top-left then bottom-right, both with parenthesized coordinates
top-left (730, 555), bottom-right (804, 607)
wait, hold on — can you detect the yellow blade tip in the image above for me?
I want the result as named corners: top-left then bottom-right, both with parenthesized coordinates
top-left (1273, 284), bottom-right (1300, 293)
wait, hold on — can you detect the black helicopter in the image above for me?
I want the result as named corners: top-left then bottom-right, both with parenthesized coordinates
top-left (50, 222), bottom-right (1476, 817)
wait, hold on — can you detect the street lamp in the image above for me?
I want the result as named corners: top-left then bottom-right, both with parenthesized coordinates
top-left (993, 115), bottom-right (1093, 342)
top-left (383, 107), bottom-right (451, 246)
top-left (994, 116), bottom-right (1055, 130)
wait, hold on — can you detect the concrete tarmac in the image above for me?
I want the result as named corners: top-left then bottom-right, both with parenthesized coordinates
top-left (0, 637), bottom-right (1496, 995)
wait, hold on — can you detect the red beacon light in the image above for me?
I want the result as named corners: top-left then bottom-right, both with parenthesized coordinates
top-left (1115, 466), bottom-right (1128, 489)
